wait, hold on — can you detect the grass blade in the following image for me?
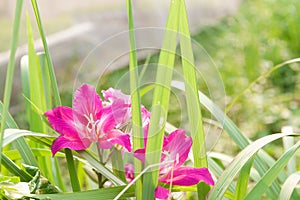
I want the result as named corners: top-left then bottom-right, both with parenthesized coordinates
top-left (126, 1), bottom-right (143, 199)
top-left (142, 0), bottom-right (180, 198)
top-left (209, 132), bottom-right (299, 199)
top-left (244, 140), bottom-right (300, 200)
top-left (30, 0), bottom-right (61, 106)
top-left (234, 156), bottom-right (254, 200)
top-left (0, 102), bottom-right (38, 167)
top-left (178, 1), bottom-right (208, 198)
top-left (0, 0), bottom-right (24, 169)
top-left (279, 172), bottom-right (300, 200)
top-left (78, 151), bottom-right (126, 186)
top-left (172, 80), bottom-right (284, 198)
top-left (30, 186), bottom-right (135, 200)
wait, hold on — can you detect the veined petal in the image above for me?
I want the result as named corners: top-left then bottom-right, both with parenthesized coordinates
top-left (51, 135), bottom-right (91, 156)
top-left (73, 84), bottom-right (103, 125)
top-left (154, 186), bottom-right (170, 200)
top-left (133, 148), bottom-right (146, 163)
top-left (158, 166), bottom-right (214, 186)
top-left (98, 129), bottom-right (132, 152)
top-left (162, 129), bottom-right (192, 167)
top-left (102, 88), bottom-right (130, 104)
top-left (45, 106), bottom-right (78, 137)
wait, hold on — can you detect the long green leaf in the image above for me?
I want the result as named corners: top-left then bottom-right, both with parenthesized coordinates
top-left (208, 133), bottom-right (299, 199)
top-left (1, 153), bottom-right (32, 182)
top-left (172, 81), bottom-right (283, 198)
top-left (126, 1), bottom-right (143, 199)
top-left (279, 172), bottom-right (300, 200)
top-left (142, 0), bottom-right (180, 198)
top-left (0, 102), bottom-right (38, 167)
top-left (244, 140), bottom-right (300, 200)
top-left (30, 186), bottom-right (135, 200)
top-left (234, 156), bottom-right (254, 200)
top-left (178, 1), bottom-right (208, 199)
top-left (78, 151), bottom-right (126, 186)
top-left (30, 0), bottom-right (61, 106)
top-left (0, 0), bottom-right (23, 170)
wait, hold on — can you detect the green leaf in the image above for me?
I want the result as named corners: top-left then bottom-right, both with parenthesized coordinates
top-left (178, 1), bottom-right (208, 198)
top-left (209, 133), bottom-right (299, 200)
top-left (279, 172), bottom-right (300, 200)
top-left (244, 140), bottom-right (300, 200)
top-left (126, 1), bottom-right (143, 199)
top-left (142, 0), bottom-right (180, 198)
top-left (172, 81), bottom-right (284, 198)
top-left (0, 0), bottom-right (24, 169)
top-left (0, 102), bottom-right (38, 167)
top-left (30, 186), bottom-right (135, 200)
top-left (78, 151), bottom-right (126, 186)
top-left (234, 156), bottom-right (254, 200)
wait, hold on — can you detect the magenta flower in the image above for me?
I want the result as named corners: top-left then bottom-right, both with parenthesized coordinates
top-left (45, 84), bottom-right (132, 156)
top-left (134, 129), bottom-right (214, 199)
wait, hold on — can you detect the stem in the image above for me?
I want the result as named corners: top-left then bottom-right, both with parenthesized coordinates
top-left (65, 149), bottom-right (81, 192)
top-left (0, 0), bottom-right (23, 170)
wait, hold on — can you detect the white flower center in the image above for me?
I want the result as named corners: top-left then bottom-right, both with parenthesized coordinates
top-left (84, 113), bottom-right (103, 140)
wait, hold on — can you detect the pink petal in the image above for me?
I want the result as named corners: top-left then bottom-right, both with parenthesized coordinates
top-left (45, 106), bottom-right (78, 137)
top-left (124, 163), bottom-right (134, 182)
top-left (98, 129), bottom-right (132, 152)
top-left (102, 88), bottom-right (130, 104)
top-left (155, 186), bottom-right (170, 200)
top-left (162, 129), bottom-right (192, 167)
top-left (133, 148), bottom-right (146, 162)
top-left (72, 84), bottom-right (103, 125)
top-left (158, 166), bottom-right (214, 186)
top-left (51, 135), bottom-right (91, 156)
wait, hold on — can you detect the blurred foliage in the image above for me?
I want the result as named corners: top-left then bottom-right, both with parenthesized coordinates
top-left (193, 0), bottom-right (300, 138)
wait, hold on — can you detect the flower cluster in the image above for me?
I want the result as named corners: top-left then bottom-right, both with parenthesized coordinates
top-left (45, 84), bottom-right (214, 199)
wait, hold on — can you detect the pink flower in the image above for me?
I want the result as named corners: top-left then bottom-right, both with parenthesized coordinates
top-left (134, 129), bottom-right (214, 199)
top-left (45, 84), bottom-right (132, 156)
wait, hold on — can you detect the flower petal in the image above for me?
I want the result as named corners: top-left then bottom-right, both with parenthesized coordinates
top-left (158, 166), bottom-right (214, 186)
top-left (133, 148), bottom-right (146, 162)
top-left (162, 129), bottom-right (192, 167)
top-left (73, 84), bottom-right (103, 125)
top-left (51, 135), bottom-right (91, 156)
top-left (154, 186), bottom-right (170, 200)
top-left (124, 163), bottom-right (134, 182)
top-left (45, 106), bottom-right (78, 137)
top-left (102, 88), bottom-right (130, 104)
top-left (98, 129), bottom-right (132, 152)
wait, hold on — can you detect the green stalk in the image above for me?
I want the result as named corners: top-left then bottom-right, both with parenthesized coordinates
top-left (178, 1), bottom-right (208, 199)
top-left (0, 0), bottom-right (23, 170)
top-left (126, 0), bottom-right (144, 199)
top-left (142, 1), bottom-right (180, 198)
top-left (30, 1), bottom-right (82, 191)
top-left (30, 0), bottom-right (61, 107)
top-left (65, 149), bottom-right (81, 192)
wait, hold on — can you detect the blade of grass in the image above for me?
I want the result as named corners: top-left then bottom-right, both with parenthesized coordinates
top-left (30, 185), bottom-right (135, 200)
top-left (172, 80), bottom-right (284, 198)
top-left (244, 140), bottom-right (300, 200)
top-left (30, 0), bottom-right (61, 106)
top-left (178, 1), bottom-right (208, 199)
top-left (234, 156), bottom-right (254, 200)
top-left (78, 150), bottom-right (126, 186)
top-left (142, 0), bottom-right (180, 198)
top-left (0, 102), bottom-right (38, 166)
top-left (0, 0), bottom-right (23, 170)
top-left (279, 172), bottom-right (300, 200)
top-left (126, 1), bottom-right (143, 199)
top-left (208, 132), bottom-right (299, 200)
top-left (30, 0), bottom-right (81, 191)
top-left (1, 153), bottom-right (32, 182)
